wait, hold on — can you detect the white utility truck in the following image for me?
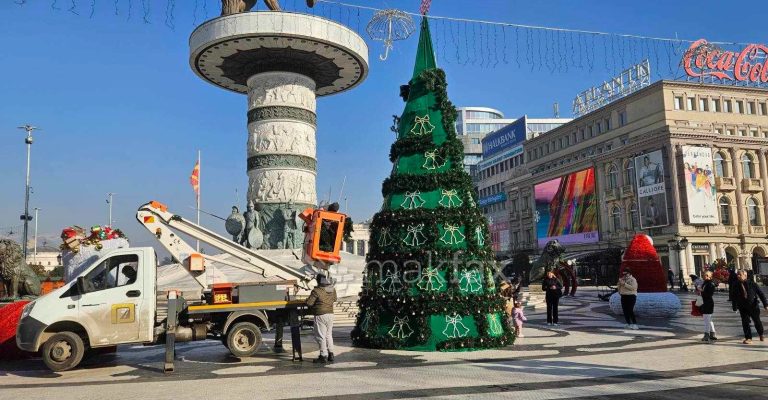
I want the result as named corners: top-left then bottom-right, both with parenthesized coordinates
top-left (16, 201), bottom-right (345, 372)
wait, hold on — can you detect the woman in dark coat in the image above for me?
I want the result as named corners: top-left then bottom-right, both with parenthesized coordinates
top-left (542, 271), bottom-right (563, 326)
top-left (701, 270), bottom-right (717, 343)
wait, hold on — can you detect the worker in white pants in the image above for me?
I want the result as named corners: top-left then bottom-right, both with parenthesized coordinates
top-left (306, 274), bottom-right (337, 363)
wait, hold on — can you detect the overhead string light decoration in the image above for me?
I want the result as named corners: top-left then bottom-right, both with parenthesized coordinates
top-left (13, 0), bottom-right (756, 78)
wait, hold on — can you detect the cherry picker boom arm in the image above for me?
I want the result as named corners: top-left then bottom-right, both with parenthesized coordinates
top-left (136, 201), bottom-right (310, 290)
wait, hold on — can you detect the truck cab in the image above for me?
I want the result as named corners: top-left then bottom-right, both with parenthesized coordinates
top-left (17, 247), bottom-right (157, 371)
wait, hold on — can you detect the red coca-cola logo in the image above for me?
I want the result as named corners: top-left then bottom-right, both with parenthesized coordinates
top-left (683, 39), bottom-right (768, 83)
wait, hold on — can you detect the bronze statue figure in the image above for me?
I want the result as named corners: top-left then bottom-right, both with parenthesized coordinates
top-left (221, 0), bottom-right (316, 16)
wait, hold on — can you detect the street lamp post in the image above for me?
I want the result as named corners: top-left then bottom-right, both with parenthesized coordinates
top-left (17, 125), bottom-right (40, 263)
top-left (668, 233), bottom-right (689, 282)
top-left (106, 193), bottom-right (116, 227)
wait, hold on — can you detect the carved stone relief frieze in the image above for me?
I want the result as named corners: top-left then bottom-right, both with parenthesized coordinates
top-left (247, 169), bottom-right (317, 204)
top-left (247, 72), bottom-right (316, 112)
top-left (247, 120), bottom-right (316, 158)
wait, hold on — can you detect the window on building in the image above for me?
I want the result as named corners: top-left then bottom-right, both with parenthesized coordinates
top-left (726, 129), bottom-right (734, 136)
top-left (611, 206), bottom-right (622, 232)
top-left (605, 118), bottom-right (611, 131)
top-left (751, 129), bottom-right (758, 137)
top-left (748, 197), bottom-right (760, 226)
top-left (687, 97), bottom-right (696, 110)
top-left (525, 229), bottom-right (532, 244)
top-left (760, 102), bottom-right (767, 116)
top-left (739, 129), bottom-right (746, 137)
top-left (580, 128), bottom-right (586, 140)
top-left (715, 128), bottom-right (723, 135)
top-left (719, 197), bottom-right (731, 225)
top-left (588, 126), bottom-right (593, 137)
top-left (596, 122), bottom-right (603, 134)
top-left (607, 164), bottom-right (619, 189)
top-left (629, 202), bottom-right (639, 230)
top-left (699, 98), bottom-right (708, 111)
top-left (619, 110), bottom-right (627, 126)
top-left (714, 152), bottom-right (726, 177)
top-left (471, 138), bottom-right (481, 144)
top-left (736, 100), bottom-right (744, 114)
top-left (712, 99), bottom-right (721, 112)
top-left (512, 232), bottom-right (519, 247)
top-left (674, 97), bottom-right (683, 110)
top-left (747, 101), bottom-right (755, 115)
top-left (742, 153), bottom-right (755, 179)
top-left (625, 160), bottom-right (636, 187)
top-left (724, 100), bottom-right (732, 113)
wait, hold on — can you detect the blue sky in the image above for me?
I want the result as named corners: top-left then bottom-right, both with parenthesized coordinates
top-left (0, 0), bottom-right (763, 249)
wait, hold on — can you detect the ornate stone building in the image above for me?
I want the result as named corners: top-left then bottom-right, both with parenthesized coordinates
top-left (507, 80), bottom-right (768, 277)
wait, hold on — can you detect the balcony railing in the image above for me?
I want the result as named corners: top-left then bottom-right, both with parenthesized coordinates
top-left (603, 188), bottom-right (618, 201)
top-left (715, 176), bottom-right (736, 191)
top-left (741, 178), bottom-right (764, 192)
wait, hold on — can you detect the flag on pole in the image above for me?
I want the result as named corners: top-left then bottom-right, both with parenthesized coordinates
top-left (190, 160), bottom-right (200, 195)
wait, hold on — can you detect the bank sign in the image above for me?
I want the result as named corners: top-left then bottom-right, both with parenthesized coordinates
top-left (482, 116), bottom-right (526, 158)
top-left (479, 192), bottom-right (507, 207)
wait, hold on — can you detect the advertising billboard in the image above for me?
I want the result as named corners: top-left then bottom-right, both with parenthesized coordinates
top-left (482, 116), bottom-right (526, 158)
top-left (489, 221), bottom-right (510, 253)
top-left (534, 168), bottom-right (599, 246)
top-left (681, 146), bottom-right (718, 224)
top-left (634, 150), bottom-right (669, 228)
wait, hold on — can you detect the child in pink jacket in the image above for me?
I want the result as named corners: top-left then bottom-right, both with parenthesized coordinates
top-left (512, 302), bottom-right (527, 338)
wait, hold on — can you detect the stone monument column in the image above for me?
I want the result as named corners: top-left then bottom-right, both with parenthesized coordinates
top-left (246, 72), bottom-right (318, 247)
top-left (189, 11), bottom-right (369, 249)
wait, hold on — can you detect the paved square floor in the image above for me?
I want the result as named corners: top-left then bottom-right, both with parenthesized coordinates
top-left (1, 288), bottom-right (767, 399)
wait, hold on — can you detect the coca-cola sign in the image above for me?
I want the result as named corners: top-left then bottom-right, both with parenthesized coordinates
top-left (683, 39), bottom-right (768, 83)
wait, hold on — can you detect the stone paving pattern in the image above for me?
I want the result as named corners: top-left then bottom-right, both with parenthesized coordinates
top-left (2, 288), bottom-right (768, 399)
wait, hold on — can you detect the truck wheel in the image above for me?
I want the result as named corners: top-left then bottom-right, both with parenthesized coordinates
top-left (226, 322), bottom-right (262, 357)
top-left (42, 332), bottom-right (86, 372)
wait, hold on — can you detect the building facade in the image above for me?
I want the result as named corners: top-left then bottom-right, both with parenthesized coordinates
top-left (507, 80), bottom-right (768, 278)
top-left (476, 117), bottom-right (571, 255)
top-left (455, 107), bottom-right (514, 177)
top-left (343, 222), bottom-right (370, 258)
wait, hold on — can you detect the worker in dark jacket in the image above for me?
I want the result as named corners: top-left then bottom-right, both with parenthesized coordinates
top-left (306, 274), bottom-right (337, 363)
top-left (731, 270), bottom-right (768, 344)
top-left (542, 271), bottom-right (563, 326)
top-left (700, 271), bottom-right (717, 343)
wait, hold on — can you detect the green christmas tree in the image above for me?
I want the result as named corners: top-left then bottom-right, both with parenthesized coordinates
top-left (351, 18), bottom-right (514, 351)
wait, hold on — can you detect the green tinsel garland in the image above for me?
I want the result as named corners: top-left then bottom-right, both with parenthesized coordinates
top-left (389, 135), bottom-right (464, 164)
top-left (382, 170), bottom-right (473, 197)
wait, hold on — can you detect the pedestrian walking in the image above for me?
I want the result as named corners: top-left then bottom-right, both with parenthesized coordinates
top-left (667, 269), bottom-right (675, 290)
top-left (512, 301), bottom-right (527, 338)
top-left (618, 269), bottom-right (639, 330)
top-left (306, 274), bottom-right (337, 363)
top-left (700, 270), bottom-right (718, 343)
top-left (678, 273), bottom-right (688, 292)
top-left (690, 274), bottom-right (703, 294)
top-left (542, 271), bottom-right (563, 326)
top-left (731, 270), bottom-right (768, 344)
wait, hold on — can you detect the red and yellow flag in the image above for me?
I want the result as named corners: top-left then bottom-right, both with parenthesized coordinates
top-left (190, 160), bottom-right (200, 195)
